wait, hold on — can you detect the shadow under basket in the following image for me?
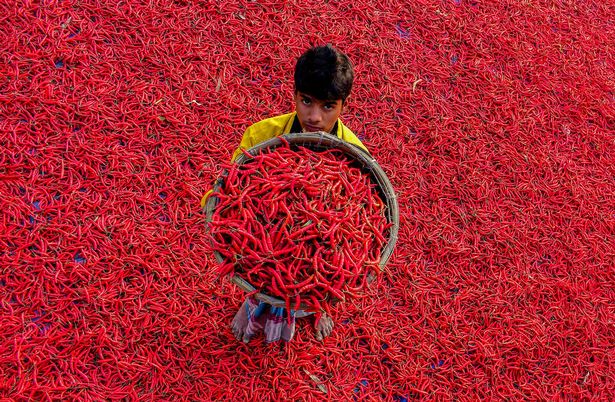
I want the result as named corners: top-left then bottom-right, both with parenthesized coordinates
top-left (204, 132), bottom-right (399, 308)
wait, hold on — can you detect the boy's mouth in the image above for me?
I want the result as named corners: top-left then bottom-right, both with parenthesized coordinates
top-left (303, 124), bottom-right (323, 132)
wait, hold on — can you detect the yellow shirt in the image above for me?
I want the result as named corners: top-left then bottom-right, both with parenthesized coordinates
top-left (202, 112), bottom-right (368, 207)
top-left (231, 112), bottom-right (368, 161)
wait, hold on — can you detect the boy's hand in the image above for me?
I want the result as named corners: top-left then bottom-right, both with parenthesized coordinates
top-left (315, 313), bottom-right (334, 341)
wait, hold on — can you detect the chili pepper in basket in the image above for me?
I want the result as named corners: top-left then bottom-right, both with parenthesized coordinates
top-left (209, 144), bottom-right (391, 312)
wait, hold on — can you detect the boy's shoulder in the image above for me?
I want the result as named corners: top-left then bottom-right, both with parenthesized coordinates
top-left (246, 112), bottom-right (295, 135)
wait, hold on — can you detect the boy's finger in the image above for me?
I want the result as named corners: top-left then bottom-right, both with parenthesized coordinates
top-left (315, 331), bottom-right (323, 341)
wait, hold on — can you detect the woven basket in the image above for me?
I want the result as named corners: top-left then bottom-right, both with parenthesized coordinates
top-left (204, 132), bottom-right (399, 308)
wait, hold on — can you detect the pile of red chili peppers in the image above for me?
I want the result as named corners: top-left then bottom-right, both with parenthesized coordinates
top-left (1, 0), bottom-right (613, 400)
top-left (209, 144), bottom-right (389, 312)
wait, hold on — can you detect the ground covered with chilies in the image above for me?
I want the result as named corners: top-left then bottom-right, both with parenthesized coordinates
top-left (0, 0), bottom-right (613, 400)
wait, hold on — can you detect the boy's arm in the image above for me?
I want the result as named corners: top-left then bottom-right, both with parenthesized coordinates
top-left (202, 128), bottom-right (253, 208)
top-left (231, 127), bottom-right (254, 162)
top-left (339, 124), bottom-right (370, 154)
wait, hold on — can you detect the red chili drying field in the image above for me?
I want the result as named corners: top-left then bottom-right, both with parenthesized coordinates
top-left (1, 1), bottom-right (613, 400)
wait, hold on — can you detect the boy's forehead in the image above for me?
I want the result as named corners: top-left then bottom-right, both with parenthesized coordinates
top-left (297, 91), bottom-right (342, 104)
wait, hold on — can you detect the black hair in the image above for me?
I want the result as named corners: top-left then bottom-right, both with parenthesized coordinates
top-left (294, 44), bottom-right (354, 102)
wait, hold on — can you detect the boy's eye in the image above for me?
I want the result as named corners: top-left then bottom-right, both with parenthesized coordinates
top-left (302, 98), bottom-right (311, 105)
top-left (324, 104), bottom-right (334, 110)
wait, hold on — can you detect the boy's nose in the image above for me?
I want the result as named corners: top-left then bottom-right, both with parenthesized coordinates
top-left (308, 109), bottom-right (323, 122)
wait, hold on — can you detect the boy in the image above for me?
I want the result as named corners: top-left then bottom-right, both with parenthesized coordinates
top-left (207, 45), bottom-right (368, 343)
top-left (229, 44), bottom-right (367, 162)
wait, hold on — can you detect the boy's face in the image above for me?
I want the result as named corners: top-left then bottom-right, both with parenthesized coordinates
top-left (294, 92), bottom-right (344, 133)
